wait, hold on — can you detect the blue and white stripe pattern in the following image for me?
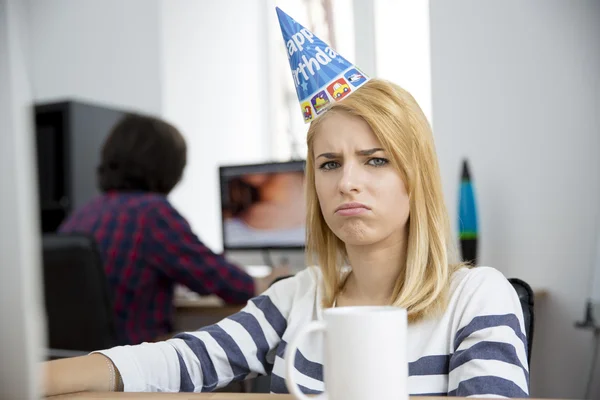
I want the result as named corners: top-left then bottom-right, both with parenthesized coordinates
top-left (99, 266), bottom-right (529, 397)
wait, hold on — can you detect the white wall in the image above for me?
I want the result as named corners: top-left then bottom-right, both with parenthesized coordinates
top-left (29, 0), bottom-right (162, 115)
top-left (0, 0), bottom-right (45, 397)
top-left (373, 0), bottom-right (432, 122)
top-left (161, 0), bottom-right (273, 251)
top-left (430, 0), bottom-right (600, 397)
top-left (352, 0), bottom-right (377, 77)
top-left (350, 0), bottom-right (432, 123)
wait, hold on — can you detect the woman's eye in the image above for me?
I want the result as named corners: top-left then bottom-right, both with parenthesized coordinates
top-left (368, 157), bottom-right (389, 167)
top-left (319, 161), bottom-right (340, 170)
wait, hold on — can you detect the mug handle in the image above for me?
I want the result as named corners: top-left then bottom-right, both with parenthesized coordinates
top-left (284, 320), bottom-right (327, 400)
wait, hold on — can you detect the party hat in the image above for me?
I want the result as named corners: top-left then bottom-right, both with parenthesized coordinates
top-left (276, 7), bottom-right (370, 123)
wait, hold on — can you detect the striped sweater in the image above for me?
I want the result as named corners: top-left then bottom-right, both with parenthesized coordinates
top-left (99, 266), bottom-right (530, 397)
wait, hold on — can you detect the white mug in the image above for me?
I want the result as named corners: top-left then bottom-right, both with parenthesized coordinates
top-left (285, 306), bottom-right (408, 400)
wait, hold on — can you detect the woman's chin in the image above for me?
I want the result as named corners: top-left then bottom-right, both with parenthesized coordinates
top-left (335, 224), bottom-right (377, 246)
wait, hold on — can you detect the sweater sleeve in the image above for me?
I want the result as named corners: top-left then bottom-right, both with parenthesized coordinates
top-left (95, 270), bottom-right (304, 392)
top-left (448, 267), bottom-right (529, 398)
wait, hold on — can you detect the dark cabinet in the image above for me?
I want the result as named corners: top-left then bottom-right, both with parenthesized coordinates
top-left (35, 100), bottom-right (126, 232)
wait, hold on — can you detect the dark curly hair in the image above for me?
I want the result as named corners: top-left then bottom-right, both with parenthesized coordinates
top-left (97, 113), bottom-right (187, 194)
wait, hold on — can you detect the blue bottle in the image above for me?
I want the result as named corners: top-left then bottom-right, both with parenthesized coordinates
top-left (459, 159), bottom-right (478, 265)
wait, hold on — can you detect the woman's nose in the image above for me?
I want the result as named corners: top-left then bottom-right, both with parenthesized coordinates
top-left (337, 162), bottom-right (363, 195)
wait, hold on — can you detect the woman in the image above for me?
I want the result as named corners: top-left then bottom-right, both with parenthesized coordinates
top-left (45, 79), bottom-right (529, 397)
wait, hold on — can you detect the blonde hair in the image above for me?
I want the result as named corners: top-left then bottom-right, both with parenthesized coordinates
top-left (305, 78), bottom-right (463, 322)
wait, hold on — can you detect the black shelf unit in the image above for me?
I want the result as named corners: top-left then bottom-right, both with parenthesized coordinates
top-left (35, 100), bottom-right (127, 232)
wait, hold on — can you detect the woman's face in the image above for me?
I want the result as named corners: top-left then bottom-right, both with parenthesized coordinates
top-left (313, 111), bottom-right (410, 247)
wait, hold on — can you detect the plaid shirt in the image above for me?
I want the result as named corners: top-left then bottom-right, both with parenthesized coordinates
top-left (59, 191), bottom-right (255, 345)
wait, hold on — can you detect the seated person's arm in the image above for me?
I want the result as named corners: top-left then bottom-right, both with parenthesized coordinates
top-left (146, 201), bottom-right (257, 302)
top-left (448, 268), bottom-right (530, 398)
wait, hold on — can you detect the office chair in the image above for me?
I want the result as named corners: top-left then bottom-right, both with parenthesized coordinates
top-left (42, 233), bottom-right (117, 358)
top-left (508, 278), bottom-right (535, 365)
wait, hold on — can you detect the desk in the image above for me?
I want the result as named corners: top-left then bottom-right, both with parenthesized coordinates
top-left (173, 296), bottom-right (243, 333)
top-left (49, 395), bottom-right (283, 399)
top-left (175, 296), bottom-right (243, 318)
top-left (48, 394), bottom-right (537, 399)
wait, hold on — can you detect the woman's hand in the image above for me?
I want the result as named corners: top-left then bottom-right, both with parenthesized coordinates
top-left (43, 354), bottom-right (122, 396)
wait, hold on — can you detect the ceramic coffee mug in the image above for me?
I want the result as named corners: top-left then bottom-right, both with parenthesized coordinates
top-left (285, 306), bottom-right (408, 400)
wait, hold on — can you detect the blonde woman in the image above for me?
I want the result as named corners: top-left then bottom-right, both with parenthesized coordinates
top-left (44, 79), bottom-right (529, 397)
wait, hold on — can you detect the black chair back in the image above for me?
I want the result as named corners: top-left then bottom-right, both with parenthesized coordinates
top-left (508, 278), bottom-right (534, 365)
top-left (42, 233), bottom-right (117, 354)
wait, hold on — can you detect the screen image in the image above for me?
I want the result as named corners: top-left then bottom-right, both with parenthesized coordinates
top-left (220, 161), bottom-right (306, 250)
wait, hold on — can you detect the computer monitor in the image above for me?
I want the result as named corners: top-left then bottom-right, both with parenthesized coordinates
top-left (220, 161), bottom-right (306, 250)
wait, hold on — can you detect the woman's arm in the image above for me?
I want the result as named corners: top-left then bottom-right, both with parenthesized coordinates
top-left (448, 267), bottom-right (529, 398)
top-left (43, 354), bottom-right (122, 396)
top-left (43, 270), bottom-right (303, 395)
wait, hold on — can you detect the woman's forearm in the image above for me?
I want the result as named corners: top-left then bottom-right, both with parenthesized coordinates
top-left (43, 354), bottom-right (122, 396)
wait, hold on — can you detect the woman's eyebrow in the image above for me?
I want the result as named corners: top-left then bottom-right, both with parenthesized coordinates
top-left (316, 152), bottom-right (339, 160)
top-left (356, 148), bottom-right (385, 156)
top-left (316, 148), bottom-right (385, 160)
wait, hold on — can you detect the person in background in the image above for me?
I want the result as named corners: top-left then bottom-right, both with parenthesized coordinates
top-left (59, 114), bottom-right (288, 345)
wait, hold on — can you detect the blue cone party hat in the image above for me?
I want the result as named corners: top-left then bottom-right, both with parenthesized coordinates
top-left (276, 7), bottom-right (370, 123)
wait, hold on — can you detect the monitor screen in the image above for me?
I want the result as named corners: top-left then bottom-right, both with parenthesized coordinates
top-left (220, 161), bottom-right (306, 250)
